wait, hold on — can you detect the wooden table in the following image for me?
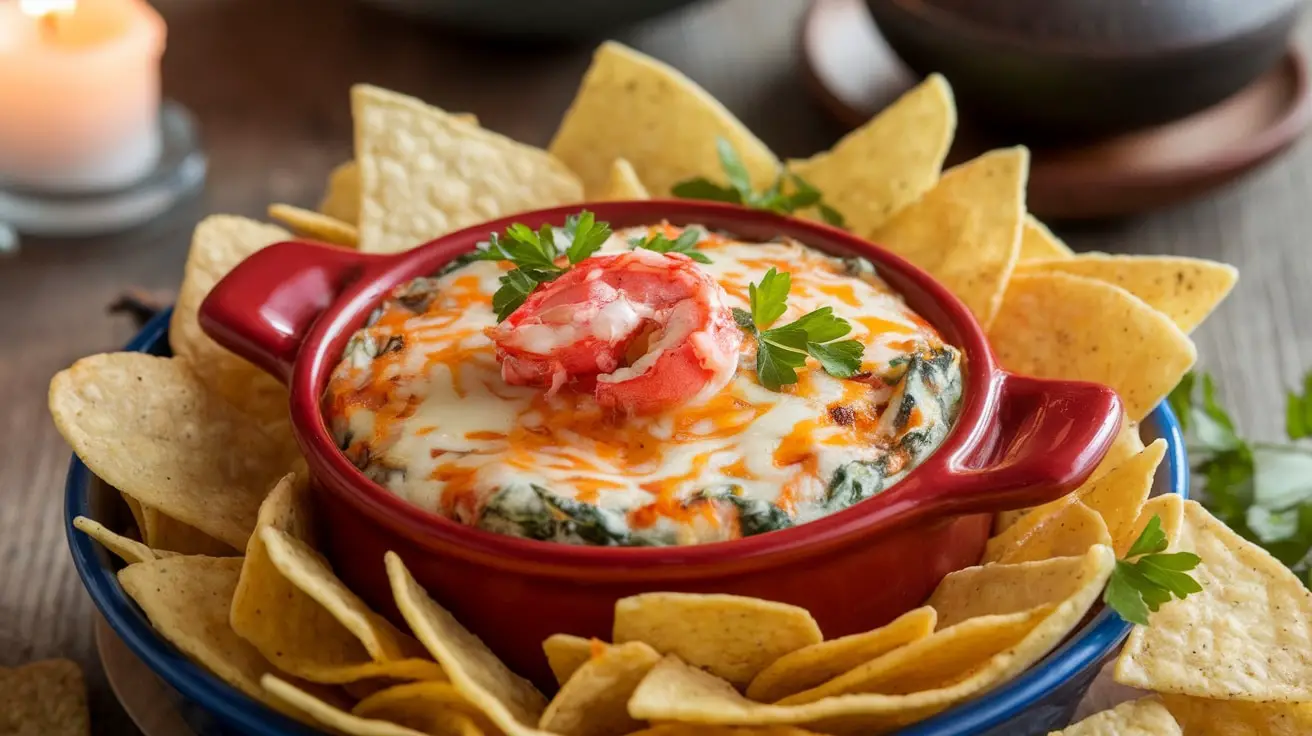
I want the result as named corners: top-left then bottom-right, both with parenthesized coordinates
top-left (1, 0), bottom-right (1308, 732)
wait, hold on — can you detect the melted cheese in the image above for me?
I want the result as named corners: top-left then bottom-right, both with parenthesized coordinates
top-left (326, 226), bottom-right (961, 545)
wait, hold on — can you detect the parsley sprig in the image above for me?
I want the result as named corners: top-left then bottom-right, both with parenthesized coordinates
top-left (733, 268), bottom-right (864, 390)
top-left (472, 211), bottom-right (613, 321)
top-left (1103, 515), bottom-right (1202, 625)
top-left (629, 228), bottom-right (711, 264)
top-left (672, 138), bottom-right (846, 228)
top-left (1169, 370), bottom-right (1312, 586)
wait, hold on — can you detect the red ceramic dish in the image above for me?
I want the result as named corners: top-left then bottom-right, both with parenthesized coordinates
top-left (200, 201), bottom-right (1122, 688)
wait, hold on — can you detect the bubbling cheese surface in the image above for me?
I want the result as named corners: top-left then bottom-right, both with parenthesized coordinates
top-left (325, 225), bottom-right (963, 546)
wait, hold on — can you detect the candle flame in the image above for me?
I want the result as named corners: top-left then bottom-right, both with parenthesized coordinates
top-left (19, 0), bottom-right (77, 17)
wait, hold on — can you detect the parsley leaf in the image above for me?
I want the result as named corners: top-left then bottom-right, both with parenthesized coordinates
top-left (482, 210), bottom-right (612, 322)
top-left (737, 268), bottom-right (865, 389)
top-left (630, 227), bottom-right (712, 264)
top-left (671, 138), bottom-right (847, 228)
top-left (1103, 515), bottom-right (1203, 626)
top-left (1173, 370), bottom-right (1312, 585)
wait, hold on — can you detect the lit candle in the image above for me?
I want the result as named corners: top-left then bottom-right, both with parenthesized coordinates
top-left (0, 0), bottom-right (166, 191)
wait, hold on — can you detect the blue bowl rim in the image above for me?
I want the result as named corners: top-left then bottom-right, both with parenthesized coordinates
top-left (65, 306), bottom-right (1190, 736)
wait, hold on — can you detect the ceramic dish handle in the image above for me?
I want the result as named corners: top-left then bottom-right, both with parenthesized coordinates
top-left (198, 240), bottom-right (387, 383)
top-left (930, 373), bottom-right (1123, 517)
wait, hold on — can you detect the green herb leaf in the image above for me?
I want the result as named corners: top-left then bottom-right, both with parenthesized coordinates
top-left (492, 269), bottom-right (539, 322)
top-left (732, 307), bottom-right (756, 331)
top-left (755, 325), bottom-right (809, 390)
top-left (564, 210), bottom-right (612, 264)
top-left (1287, 370), bottom-right (1312, 440)
top-left (789, 307), bottom-right (852, 344)
top-left (1103, 513), bottom-right (1203, 625)
top-left (749, 268), bottom-right (791, 329)
top-left (807, 340), bottom-right (864, 378)
top-left (671, 138), bottom-right (847, 228)
top-left (631, 227), bottom-right (712, 264)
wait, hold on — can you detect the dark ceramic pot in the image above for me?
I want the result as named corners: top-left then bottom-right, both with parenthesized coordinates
top-left (198, 200), bottom-right (1122, 689)
top-left (866, 0), bottom-right (1306, 141)
top-left (360, 0), bottom-right (705, 38)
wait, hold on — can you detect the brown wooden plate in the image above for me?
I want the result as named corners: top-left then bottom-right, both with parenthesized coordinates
top-left (801, 0), bottom-right (1312, 220)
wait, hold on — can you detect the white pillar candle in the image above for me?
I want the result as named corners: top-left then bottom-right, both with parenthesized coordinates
top-left (0, 0), bottom-right (166, 191)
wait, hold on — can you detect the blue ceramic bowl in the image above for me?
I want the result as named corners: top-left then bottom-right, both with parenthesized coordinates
top-left (66, 308), bottom-right (1189, 736)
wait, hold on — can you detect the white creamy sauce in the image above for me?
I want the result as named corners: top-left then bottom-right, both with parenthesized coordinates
top-left (327, 226), bottom-right (961, 545)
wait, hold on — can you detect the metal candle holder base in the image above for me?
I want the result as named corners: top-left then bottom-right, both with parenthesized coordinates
top-left (0, 101), bottom-right (206, 241)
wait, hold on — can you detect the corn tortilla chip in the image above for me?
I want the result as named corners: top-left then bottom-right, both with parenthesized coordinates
top-left (354, 85), bottom-right (581, 254)
top-left (539, 641), bottom-right (660, 736)
top-left (787, 75), bottom-right (954, 236)
top-left (169, 215), bottom-right (293, 431)
top-left (121, 492), bottom-right (147, 536)
top-left (543, 635), bottom-right (606, 686)
top-left (73, 516), bottom-right (175, 565)
top-left (599, 158), bottom-right (651, 201)
top-left (614, 593), bottom-right (822, 689)
top-left (1050, 696), bottom-right (1180, 735)
top-left (628, 726), bottom-right (827, 736)
top-left (989, 272), bottom-right (1197, 421)
top-left (1121, 494), bottom-right (1185, 557)
top-left (630, 550), bottom-right (1111, 735)
top-left (49, 353), bottom-right (299, 549)
top-left (262, 674), bottom-right (429, 736)
top-left (354, 681), bottom-right (496, 734)
top-left (268, 203), bottom-right (360, 247)
top-left (232, 474), bottom-right (443, 683)
top-left (929, 546), bottom-right (1117, 629)
top-left (1018, 215), bottom-right (1074, 262)
top-left (320, 161), bottom-right (362, 225)
top-left (386, 552), bottom-right (549, 735)
top-left (0, 659), bottom-right (89, 736)
top-left (118, 556), bottom-right (338, 724)
top-left (870, 147), bottom-right (1027, 327)
top-left (1161, 694), bottom-right (1312, 736)
top-left (260, 527), bottom-right (433, 666)
top-left (989, 501), bottom-right (1111, 565)
top-left (549, 42), bottom-right (779, 197)
top-left (1115, 501), bottom-right (1312, 701)
top-left (141, 505), bottom-right (237, 556)
top-left (745, 607), bottom-right (936, 703)
top-left (1018, 254), bottom-right (1237, 334)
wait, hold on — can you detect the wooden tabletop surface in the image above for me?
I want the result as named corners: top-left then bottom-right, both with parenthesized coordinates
top-left (2, 0), bottom-right (1309, 732)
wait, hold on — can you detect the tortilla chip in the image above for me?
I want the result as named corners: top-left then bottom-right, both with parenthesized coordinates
top-left (989, 272), bottom-right (1197, 421)
top-left (787, 75), bottom-right (954, 236)
top-left (1018, 215), bottom-right (1074, 262)
top-left (543, 635), bottom-right (605, 686)
top-left (73, 516), bottom-right (175, 565)
top-left (260, 527), bottom-right (434, 667)
top-left (1121, 494), bottom-right (1185, 557)
top-left (929, 546), bottom-right (1117, 629)
top-left (262, 675), bottom-right (428, 736)
top-left (869, 147), bottom-right (1027, 327)
top-left (169, 215), bottom-right (293, 430)
top-left (386, 552), bottom-right (549, 735)
top-left (231, 475), bottom-right (443, 684)
top-left (996, 420), bottom-right (1145, 533)
top-left (320, 161), bottom-right (362, 225)
top-left (49, 353), bottom-right (299, 549)
top-left (745, 607), bottom-right (936, 703)
top-left (990, 501), bottom-right (1112, 565)
top-left (1051, 696), bottom-right (1180, 735)
top-left (121, 492), bottom-right (147, 536)
top-left (987, 441), bottom-right (1164, 564)
top-left (354, 85), bottom-right (582, 254)
top-left (1161, 694), bottom-right (1312, 736)
top-left (118, 556), bottom-right (337, 724)
top-left (599, 158), bottom-right (651, 201)
top-left (1018, 254), bottom-right (1237, 334)
top-left (614, 593), bottom-right (823, 689)
top-left (549, 41), bottom-right (779, 197)
top-left (354, 681), bottom-right (496, 734)
top-left (613, 726), bottom-right (826, 736)
top-left (1115, 501), bottom-right (1312, 701)
top-left (268, 203), bottom-right (359, 247)
top-left (539, 641), bottom-right (661, 736)
top-left (141, 505), bottom-right (237, 556)
top-left (0, 659), bottom-right (89, 736)
top-left (630, 549), bottom-right (1111, 734)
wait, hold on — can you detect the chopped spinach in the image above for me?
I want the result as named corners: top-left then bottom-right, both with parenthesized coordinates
top-left (477, 485), bottom-right (635, 546)
top-left (825, 460), bottom-right (888, 509)
top-left (540, 489), bottom-right (636, 546)
top-left (701, 486), bottom-right (794, 536)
